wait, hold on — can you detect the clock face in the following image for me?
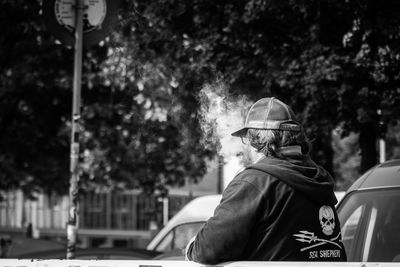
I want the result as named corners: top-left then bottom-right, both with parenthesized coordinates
top-left (54, 0), bottom-right (107, 33)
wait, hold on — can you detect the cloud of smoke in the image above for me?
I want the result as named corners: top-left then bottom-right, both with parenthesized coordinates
top-left (198, 79), bottom-right (251, 160)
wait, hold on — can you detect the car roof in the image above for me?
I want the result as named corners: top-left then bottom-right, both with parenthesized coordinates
top-left (347, 159), bottom-right (400, 192)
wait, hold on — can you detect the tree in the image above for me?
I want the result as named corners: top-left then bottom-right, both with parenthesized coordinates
top-left (338, 0), bottom-right (400, 172)
top-left (115, 0), bottom-right (345, 174)
top-left (0, 0), bottom-right (72, 198)
top-left (2, 0), bottom-right (400, 197)
top-left (123, 0), bottom-right (400, 179)
top-left (0, 0), bottom-right (215, 198)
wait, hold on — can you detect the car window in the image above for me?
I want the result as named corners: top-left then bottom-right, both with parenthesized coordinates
top-left (154, 222), bottom-right (204, 252)
top-left (338, 189), bottom-right (400, 262)
top-left (341, 205), bottom-right (363, 253)
top-left (338, 193), bottom-right (369, 262)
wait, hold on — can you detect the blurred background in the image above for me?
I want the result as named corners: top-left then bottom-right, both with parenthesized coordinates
top-left (1, 0), bottom-right (400, 259)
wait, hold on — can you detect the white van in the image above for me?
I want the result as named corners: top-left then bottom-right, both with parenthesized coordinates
top-left (146, 194), bottom-right (221, 256)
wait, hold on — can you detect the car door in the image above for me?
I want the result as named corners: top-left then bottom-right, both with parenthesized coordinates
top-left (337, 188), bottom-right (400, 262)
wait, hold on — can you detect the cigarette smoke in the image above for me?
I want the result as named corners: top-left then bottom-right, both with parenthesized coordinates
top-left (198, 79), bottom-right (251, 161)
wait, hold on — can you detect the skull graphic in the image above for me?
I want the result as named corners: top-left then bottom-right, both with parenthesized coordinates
top-left (319, 205), bottom-right (335, 236)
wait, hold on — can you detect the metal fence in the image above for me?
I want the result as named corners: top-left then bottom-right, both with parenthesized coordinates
top-left (0, 190), bottom-right (192, 232)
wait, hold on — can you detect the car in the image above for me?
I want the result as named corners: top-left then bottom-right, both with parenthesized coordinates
top-left (336, 159), bottom-right (400, 262)
top-left (11, 247), bottom-right (160, 260)
top-left (334, 191), bottom-right (346, 203)
top-left (0, 236), bottom-right (65, 258)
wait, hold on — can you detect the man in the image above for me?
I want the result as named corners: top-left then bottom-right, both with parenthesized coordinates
top-left (185, 97), bottom-right (347, 264)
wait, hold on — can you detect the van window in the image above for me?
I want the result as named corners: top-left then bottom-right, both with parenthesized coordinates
top-left (154, 222), bottom-right (204, 252)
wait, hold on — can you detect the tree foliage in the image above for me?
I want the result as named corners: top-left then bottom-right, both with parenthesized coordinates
top-left (0, 0), bottom-right (72, 197)
top-left (0, 0), bottom-right (215, 198)
top-left (2, 0), bottom-right (400, 197)
top-left (122, 0), bottom-right (400, 178)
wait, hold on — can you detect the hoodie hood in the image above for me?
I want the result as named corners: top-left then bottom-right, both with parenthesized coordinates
top-left (247, 146), bottom-right (337, 206)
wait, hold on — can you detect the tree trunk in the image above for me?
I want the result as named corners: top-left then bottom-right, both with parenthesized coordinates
top-left (310, 127), bottom-right (334, 177)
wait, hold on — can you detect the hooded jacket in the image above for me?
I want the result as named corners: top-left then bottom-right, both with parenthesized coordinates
top-left (186, 146), bottom-right (347, 264)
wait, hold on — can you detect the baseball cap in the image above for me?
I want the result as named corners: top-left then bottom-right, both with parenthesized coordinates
top-left (231, 97), bottom-right (301, 137)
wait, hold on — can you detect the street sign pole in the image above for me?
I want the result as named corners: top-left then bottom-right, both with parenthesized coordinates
top-left (377, 109), bottom-right (386, 164)
top-left (67, 0), bottom-right (84, 259)
top-left (42, 0), bottom-right (119, 259)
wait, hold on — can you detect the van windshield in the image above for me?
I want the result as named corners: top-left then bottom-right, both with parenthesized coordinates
top-left (154, 222), bottom-right (205, 252)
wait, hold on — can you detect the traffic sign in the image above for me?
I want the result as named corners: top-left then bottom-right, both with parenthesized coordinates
top-left (42, 0), bottom-right (119, 48)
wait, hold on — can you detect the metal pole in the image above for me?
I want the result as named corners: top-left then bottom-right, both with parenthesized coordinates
top-left (217, 155), bottom-right (224, 194)
top-left (377, 109), bottom-right (386, 164)
top-left (379, 138), bottom-right (386, 163)
top-left (162, 197), bottom-right (169, 226)
top-left (67, 0), bottom-right (84, 259)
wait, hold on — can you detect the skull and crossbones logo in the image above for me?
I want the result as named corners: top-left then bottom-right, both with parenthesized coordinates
top-left (319, 205), bottom-right (335, 236)
top-left (294, 206), bottom-right (340, 251)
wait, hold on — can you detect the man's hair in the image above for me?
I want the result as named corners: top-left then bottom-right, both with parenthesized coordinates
top-left (246, 128), bottom-right (311, 157)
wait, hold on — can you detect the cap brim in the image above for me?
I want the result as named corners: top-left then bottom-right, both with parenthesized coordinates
top-left (231, 128), bottom-right (248, 137)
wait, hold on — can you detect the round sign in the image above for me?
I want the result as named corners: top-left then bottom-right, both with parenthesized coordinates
top-left (43, 0), bottom-right (120, 48)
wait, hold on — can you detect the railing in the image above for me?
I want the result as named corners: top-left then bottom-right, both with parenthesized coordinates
top-left (0, 190), bottom-right (193, 232)
top-left (0, 259), bottom-right (396, 267)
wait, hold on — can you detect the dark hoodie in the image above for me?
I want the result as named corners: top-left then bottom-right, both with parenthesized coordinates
top-left (186, 146), bottom-right (347, 264)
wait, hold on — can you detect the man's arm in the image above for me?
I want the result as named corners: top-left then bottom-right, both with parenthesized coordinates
top-left (185, 180), bottom-right (263, 264)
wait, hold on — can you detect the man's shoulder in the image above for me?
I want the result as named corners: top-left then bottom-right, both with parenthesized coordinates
top-left (232, 165), bottom-right (282, 190)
